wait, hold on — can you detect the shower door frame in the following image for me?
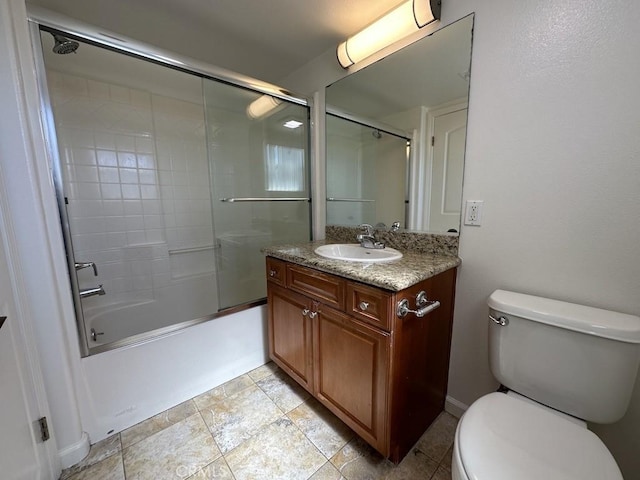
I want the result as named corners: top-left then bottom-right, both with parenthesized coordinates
top-left (27, 8), bottom-right (313, 357)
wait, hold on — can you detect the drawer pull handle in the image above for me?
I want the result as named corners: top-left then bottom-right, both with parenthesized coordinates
top-left (396, 298), bottom-right (440, 318)
top-left (359, 301), bottom-right (369, 311)
top-left (269, 269), bottom-right (277, 277)
top-left (302, 308), bottom-right (310, 316)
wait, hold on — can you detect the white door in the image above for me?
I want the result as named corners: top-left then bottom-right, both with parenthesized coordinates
top-left (0, 217), bottom-right (56, 479)
top-left (429, 108), bottom-right (467, 232)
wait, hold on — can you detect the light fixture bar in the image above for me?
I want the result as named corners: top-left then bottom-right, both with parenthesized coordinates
top-left (336, 0), bottom-right (441, 69)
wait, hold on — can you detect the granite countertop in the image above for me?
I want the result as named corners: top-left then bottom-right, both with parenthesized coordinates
top-left (263, 240), bottom-right (461, 292)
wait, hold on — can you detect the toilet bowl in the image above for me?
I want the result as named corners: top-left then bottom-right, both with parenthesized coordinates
top-left (452, 290), bottom-right (640, 480)
top-left (452, 392), bottom-right (622, 480)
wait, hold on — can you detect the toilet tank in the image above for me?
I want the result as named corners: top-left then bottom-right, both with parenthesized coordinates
top-left (488, 289), bottom-right (640, 424)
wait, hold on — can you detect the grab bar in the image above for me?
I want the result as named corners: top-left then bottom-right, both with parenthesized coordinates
top-left (220, 197), bottom-right (310, 202)
top-left (327, 197), bottom-right (375, 202)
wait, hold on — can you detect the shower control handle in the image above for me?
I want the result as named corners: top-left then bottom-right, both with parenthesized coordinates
top-left (75, 261), bottom-right (98, 276)
top-left (79, 285), bottom-right (105, 299)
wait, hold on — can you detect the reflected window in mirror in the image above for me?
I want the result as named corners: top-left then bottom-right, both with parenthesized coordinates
top-left (325, 14), bottom-right (474, 234)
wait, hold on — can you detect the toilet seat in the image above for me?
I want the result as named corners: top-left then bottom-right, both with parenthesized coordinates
top-left (456, 392), bottom-right (622, 480)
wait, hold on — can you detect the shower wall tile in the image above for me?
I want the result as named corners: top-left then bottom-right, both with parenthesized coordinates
top-left (46, 67), bottom-right (220, 345)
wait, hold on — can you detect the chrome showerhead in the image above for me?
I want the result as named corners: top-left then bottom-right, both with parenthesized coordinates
top-left (52, 34), bottom-right (79, 54)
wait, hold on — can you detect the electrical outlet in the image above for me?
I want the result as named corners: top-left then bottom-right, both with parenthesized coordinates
top-left (464, 200), bottom-right (484, 226)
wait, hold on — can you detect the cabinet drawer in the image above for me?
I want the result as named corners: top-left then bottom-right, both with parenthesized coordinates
top-left (287, 264), bottom-right (345, 310)
top-left (266, 257), bottom-right (286, 286)
top-left (347, 282), bottom-right (393, 331)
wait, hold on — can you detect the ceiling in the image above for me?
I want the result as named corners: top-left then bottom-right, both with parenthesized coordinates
top-left (27, 0), bottom-right (407, 83)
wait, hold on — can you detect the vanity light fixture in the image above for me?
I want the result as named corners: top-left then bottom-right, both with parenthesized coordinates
top-left (283, 120), bottom-right (303, 129)
top-left (336, 0), bottom-right (441, 68)
top-left (247, 95), bottom-right (282, 118)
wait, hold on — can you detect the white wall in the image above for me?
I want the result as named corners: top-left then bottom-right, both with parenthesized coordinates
top-left (286, 0), bottom-right (640, 477)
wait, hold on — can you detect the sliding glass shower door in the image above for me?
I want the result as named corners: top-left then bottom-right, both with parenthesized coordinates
top-left (204, 82), bottom-right (311, 309)
top-left (38, 27), bottom-right (310, 354)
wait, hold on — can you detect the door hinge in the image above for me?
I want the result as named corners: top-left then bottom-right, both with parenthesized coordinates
top-left (38, 417), bottom-right (50, 442)
top-left (431, 136), bottom-right (435, 146)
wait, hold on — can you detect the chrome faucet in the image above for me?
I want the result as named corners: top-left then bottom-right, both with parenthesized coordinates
top-left (357, 223), bottom-right (386, 249)
top-left (79, 285), bottom-right (105, 298)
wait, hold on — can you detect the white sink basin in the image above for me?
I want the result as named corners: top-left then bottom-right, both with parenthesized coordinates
top-left (314, 244), bottom-right (403, 263)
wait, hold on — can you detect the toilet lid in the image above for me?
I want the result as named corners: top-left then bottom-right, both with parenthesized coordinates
top-left (458, 392), bottom-right (622, 480)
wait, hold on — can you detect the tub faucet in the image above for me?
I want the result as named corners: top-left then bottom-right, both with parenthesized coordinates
top-left (357, 223), bottom-right (385, 249)
top-left (79, 285), bottom-right (105, 298)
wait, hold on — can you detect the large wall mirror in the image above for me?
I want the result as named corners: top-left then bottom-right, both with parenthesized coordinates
top-left (325, 14), bottom-right (474, 233)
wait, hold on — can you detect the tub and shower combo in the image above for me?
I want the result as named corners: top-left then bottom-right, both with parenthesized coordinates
top-left (27, 7), bottom-right (313, 444)
top-left (36, 17), bottom-right (311, 356)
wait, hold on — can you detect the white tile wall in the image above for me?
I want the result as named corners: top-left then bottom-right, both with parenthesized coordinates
top-left (47, 70), bottom-right (216, 313)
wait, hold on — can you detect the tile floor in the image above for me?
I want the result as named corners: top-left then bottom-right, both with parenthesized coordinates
top-left (60, 363), bottom-right (457, 480)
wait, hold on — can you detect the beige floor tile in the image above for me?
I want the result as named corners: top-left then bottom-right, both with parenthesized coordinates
top-left (123, 413), bottom-right (220, 480)
top-left (194, 374), bottom-right (254, 410)
top-left (382, 449), bottom-right (439, 480)
top-left (414, 412), bottom-right (458, 463)
top-left (60, 434), bottom-right (121, 480)
top-left (256, 369), bottom-right (311, 413)
top-left (309, 462), bottom-right (346, 480)
top-left (185, 456), bottom-right (235, 480)
top-left (431, 465), bottom-right (452, 480)
top-left (330, 437), bottom-right (395, 480)
top-left (225, 417), bottom-right (326, 480)
top-left (66, 452), bottom-right (124, 480)
top-left (441, 445), bottom-right (453, 471)
top-left (247, 361), bottom-right (279, 382)
top-left (201, 383), bottom-right (283, 453)
top-left (287, 398), bottom-right (354, 458)
top-left (121, 400), bottom-right (198, 448)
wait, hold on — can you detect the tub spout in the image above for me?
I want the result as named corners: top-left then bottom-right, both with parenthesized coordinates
top-left (79, 285), bottom-right (105, 298)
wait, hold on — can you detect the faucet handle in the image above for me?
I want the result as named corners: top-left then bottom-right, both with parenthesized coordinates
top-left (391, 221), bottom-right (401, 232)
top-left (359, 223), bottom-right (374, 236)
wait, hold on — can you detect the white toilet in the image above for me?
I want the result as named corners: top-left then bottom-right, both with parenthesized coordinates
top-left (452, 289), bottom-right (640, 480)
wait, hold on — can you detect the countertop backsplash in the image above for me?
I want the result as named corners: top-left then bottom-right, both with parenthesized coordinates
top-left (325, 225), bottom-right (459, 257)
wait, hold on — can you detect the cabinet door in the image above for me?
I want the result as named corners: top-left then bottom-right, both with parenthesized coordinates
top-left (267, 284), bottom-right (314, 392)
top-left (314, 305), bottom-right (390, 454)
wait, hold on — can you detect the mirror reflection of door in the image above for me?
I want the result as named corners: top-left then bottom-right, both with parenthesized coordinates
top-left (428, 107), bottom-right (467, 232)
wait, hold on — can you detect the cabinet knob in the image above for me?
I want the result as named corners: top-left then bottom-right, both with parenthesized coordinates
top-left (302, 308), bottom-right (310, 316)
top-left (269, 269), bottom-right (277, 277)
top-left (359, 301), bottom-right (369, 311)
top-left (309, 311), bottom-right (317, 319)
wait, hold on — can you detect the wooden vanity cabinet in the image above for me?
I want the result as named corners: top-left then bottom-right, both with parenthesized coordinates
top-left (266, 256), bottom-right (457, 463)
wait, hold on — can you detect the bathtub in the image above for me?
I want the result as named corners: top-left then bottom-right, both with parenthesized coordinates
top-left (85, 272), bottom-right (218, 348)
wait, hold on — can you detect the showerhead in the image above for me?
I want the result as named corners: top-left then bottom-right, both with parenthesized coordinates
top-left (52, 34), bottom-right (79, 54)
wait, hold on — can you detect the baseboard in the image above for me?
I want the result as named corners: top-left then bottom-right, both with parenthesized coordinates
top-left (58, 431), bottom-right (90, 469)
top-left (445, 395), bottom-right (469, 418)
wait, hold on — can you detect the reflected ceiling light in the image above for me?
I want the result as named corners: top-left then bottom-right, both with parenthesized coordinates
top-left (336, 0), bottom-right (441, 68)
top-left (283, 120), bottom-right (303, 129)
top-left (247, 95), bottom-right (282, 119)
